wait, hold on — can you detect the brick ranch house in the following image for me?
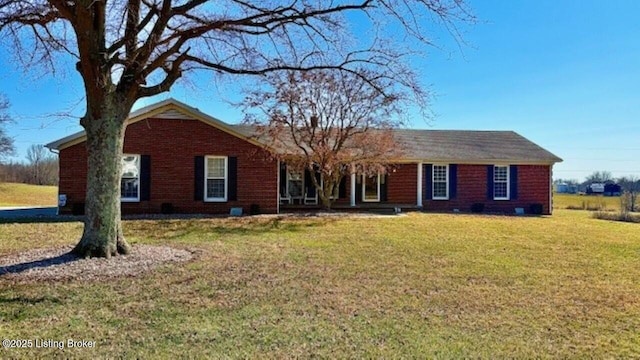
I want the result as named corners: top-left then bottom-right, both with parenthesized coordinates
top-left (45, 99), bottom-right (562, 215)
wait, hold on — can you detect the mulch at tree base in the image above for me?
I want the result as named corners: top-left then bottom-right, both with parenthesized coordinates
top-left (0, 245), bottom-right (193, 282)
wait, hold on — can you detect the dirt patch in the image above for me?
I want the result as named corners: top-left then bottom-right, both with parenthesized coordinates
top-left (0, 245), bottom-right (193, 282)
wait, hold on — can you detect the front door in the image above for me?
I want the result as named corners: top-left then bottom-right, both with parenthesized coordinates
top-left (362, 174), bottom-right (380, 202)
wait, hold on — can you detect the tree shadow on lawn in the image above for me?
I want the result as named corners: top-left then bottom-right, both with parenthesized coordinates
top-left (0, 252), bottom-right (80, 277)
top-left (0, 213), bottom-right (341, 226)
top-left (0, 216), bottom-right (82, 225)
top-left (0, 295), bottom-right (62, 305)
top-left (128, 215), bottom-right (337, 240)
top-left (0, 214), bottom-right (338, 243)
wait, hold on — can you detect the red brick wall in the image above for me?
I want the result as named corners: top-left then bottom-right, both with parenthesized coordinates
top-left (387, 164), bottom-right (418, 204)
top-left (58, 117), bottom-right (278, 215)
top-left (423, 164), bottom-right (552, 214)
top-left (58, 143), bottom-right (88, 208)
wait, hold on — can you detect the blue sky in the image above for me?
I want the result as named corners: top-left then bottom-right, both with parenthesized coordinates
top-left (1, 0), bottom-right (639, 181)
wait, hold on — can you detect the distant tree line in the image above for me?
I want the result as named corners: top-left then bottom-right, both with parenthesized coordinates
top-left (0, 144), bottom-right (58, 186)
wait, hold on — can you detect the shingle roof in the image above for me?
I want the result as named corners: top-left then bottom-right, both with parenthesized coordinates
top-left (230, 125), bottom-right (562, 164)
top-left (391, 129), bottom-right (562, 163)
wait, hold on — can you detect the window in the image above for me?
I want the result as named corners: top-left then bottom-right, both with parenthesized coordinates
top-left (121, 155), bottom-right (140, 202)
top-left (287, 170), bottom-right (304, 198)
top-left (494, 165), bottom-right (509, 200)
top-left (362, 174), bottom-right (380, 202)
top-left (432, 165), bottom-right (449, 200)
top-left (205, 156), bottom-right (228, 201)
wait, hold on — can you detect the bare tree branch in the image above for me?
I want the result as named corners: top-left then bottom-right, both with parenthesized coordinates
top-left (241, 69), bottom-right (406, 209)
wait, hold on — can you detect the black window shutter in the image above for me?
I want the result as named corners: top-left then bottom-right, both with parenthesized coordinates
top-left (380, 174), bottom-right (388, 202)
top-left (279, 162), bottom-right (287, 197)
top-left (449, 164), bottom-right (457, 199)
top-left (487, 165), bottom-right (494, 200)
top-left (509, 165), bottom-right (518, 200)
top-left (194, 156), bottom-right (205, 201)
top-left (228, 157), bottom-right (238, 201)
top-left (424, 164), bottom-right (433, 200)
top-left (140, 155), bottom-right (151, 201)
top-left (355, 175), bottom-right (362, 203)
top-left (338, 176), bottom-right (347, 198)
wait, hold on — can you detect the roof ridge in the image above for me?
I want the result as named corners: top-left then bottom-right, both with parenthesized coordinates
top-left (230, 125), bottom-right (518, 133)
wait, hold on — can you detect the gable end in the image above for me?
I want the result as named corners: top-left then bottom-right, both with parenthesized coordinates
top-left (45, 99), bottom-right (267, 151)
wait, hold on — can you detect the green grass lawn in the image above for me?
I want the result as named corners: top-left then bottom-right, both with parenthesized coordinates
top-left (0, 183), bottom-right (58, 207)
top-left (1, 210), bottom-right (639, 358)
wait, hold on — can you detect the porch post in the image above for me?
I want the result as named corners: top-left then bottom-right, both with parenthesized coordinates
top-left (350, 171), bottom-right (356, 207)
top-left (417, 162), bottom-right (423, 208)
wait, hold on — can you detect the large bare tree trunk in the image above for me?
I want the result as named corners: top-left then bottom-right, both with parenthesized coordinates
top-left (72, 98), bottom-right (131, 258)
top-left (320, 182), bottom-right (333, 211)
top-left (316, 175), bottom-right (339, 211)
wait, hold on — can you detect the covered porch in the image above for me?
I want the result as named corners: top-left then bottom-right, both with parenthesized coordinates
top-left (277, 162), bottom-right (423, 212)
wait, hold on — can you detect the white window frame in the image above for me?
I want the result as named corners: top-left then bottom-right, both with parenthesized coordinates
top-left (432, 164), bottom-right (449, 200)
top-left (362, 174), bottom-right (381, 202)
top-left (204, 156), bottom-right (228, 202)
top-left (493, 165), bottom-right (510, 200)
top-left (121, 154), bottom-right (140, 202)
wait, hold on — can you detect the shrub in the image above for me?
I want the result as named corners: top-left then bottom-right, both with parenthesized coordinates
top-left (529, 203), bottom-right (543, 215)
top-left (71, 202), bottom-right (85, 216)
top-left (161, 203), bottom-right (174, 214)
top-left (585, 200), bottom-right (606, 211)
top-left (593, 211), bottom-right (640, 224)
top-left (565, 199), bottom-right (608, 211)
top-left (620, 191), bottom-right (639, 213)
top-left (470, 203), bottom-right (484, 213)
